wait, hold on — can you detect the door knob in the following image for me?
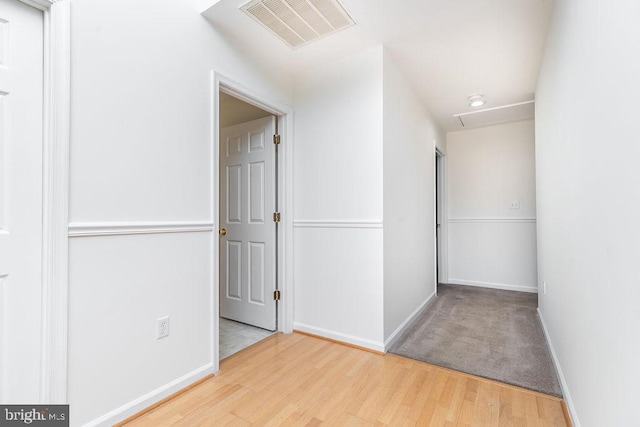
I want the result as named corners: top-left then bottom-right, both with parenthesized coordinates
top-left (219, 228), bottom-right (227, 236)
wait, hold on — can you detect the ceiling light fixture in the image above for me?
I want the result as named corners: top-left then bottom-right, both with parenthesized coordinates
top-left (468, 94), bottom-right (485, 107)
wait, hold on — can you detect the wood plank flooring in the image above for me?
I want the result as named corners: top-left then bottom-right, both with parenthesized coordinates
top-left (122, 332), bottom-right (568, 426)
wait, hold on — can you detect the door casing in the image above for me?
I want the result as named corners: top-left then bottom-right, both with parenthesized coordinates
top-left (435, 147), bottom-right (448, 290)
top-left (211, 71), bottom-right (293, 373)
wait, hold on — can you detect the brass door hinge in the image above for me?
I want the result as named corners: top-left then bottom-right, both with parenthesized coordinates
top-left (273, 290), bottom-right (281, 301)
top-left (273, 212), bottom-right (281, 223)
top-left (273, 134), bottom-right (281, 145)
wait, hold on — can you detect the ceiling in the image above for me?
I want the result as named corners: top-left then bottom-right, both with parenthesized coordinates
top-left (203, 0), bottom-right (555, 132)
top-left (219, 92), bottom-right (272, 128)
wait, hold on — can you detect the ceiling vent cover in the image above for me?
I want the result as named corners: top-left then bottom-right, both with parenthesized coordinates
top-left (240, 0), bottom-right (355, 49)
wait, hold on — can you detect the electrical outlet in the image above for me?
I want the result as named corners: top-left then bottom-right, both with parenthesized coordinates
top-left (157, 316), bottom-right (170, 339)
top-left (543, 281), bottom-right (547, 295)
top-left (510, 201), bottom-right (520, 209)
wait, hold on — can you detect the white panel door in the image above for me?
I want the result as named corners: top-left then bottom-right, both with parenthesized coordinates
top-left (0, 0), bottom-right (44, 402)
top-left (220, 116), bottom-right (276, 331)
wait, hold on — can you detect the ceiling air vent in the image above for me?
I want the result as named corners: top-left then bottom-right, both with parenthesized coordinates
top-left (240, 0), bottom-right (355, 49)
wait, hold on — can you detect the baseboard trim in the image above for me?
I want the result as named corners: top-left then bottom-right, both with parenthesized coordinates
top-left (292, 323), bottom-right (384, 353)
top-left (85, 363), bottom-right (215, 427)
top-left (113, 373), bottom-right (214, 426)
top-left (537, 308), bottom-right (580, 427)
top-left (447, 278), bottom-right (538, 294)
top-left (384, 292), bottom-right (436, 352)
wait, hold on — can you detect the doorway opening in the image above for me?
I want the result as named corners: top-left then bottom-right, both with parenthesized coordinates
top-left (213, 76), bottom-right (293, 368)
top-left (435, 148), bottom-right (447, 294)
top-left (217, 91), bottom-right (278, 360)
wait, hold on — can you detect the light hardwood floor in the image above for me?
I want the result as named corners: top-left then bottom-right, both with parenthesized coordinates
top-left (121, 332), bottom-right (569, 426)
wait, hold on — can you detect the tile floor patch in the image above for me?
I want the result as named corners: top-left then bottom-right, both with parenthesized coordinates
top-left (219, 317), bottom-right (275, 360)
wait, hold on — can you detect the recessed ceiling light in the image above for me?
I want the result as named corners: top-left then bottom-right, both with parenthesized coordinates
top-left (468, 94), bottom-right (485, 107)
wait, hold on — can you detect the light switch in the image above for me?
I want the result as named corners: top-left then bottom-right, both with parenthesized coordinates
top-left (510, 201), bottom-right (520, 209)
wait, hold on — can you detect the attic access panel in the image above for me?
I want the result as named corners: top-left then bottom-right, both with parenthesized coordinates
top-left (240, 0), bottom-right (355, 49)
top-left (454, 101), bottom-right (535, 128)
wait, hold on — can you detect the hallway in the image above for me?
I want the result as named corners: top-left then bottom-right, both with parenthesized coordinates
top-left (3, 1), bottom-right (637, 425)
top-left (391, 285), bottom-right (561, 397)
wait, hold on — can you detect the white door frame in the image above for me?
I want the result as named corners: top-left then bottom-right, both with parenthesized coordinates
top-left (16, 0), bottom-right (70, 403)
top-left (211, 71), bottom-right (293, 373)
top-left (434, 147), bottom-right (448, 288)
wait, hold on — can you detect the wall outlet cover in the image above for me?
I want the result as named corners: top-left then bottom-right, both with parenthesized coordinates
top-left (157, 316), bottom-right (170, 339)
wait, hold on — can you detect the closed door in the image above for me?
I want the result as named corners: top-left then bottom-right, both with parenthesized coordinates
top-left (220, 116), bottom-right (277, 331)
top-left (0, 0), bottom-right (44, 402)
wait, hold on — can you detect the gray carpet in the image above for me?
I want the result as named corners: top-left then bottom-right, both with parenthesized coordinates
top-left (389, 284), bottom-right (562, 397)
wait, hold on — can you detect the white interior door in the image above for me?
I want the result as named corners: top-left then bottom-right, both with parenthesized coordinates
top-left (0, 0), bottom-right (44, 402)
top-left (220, 116), bottom-right (277, 331)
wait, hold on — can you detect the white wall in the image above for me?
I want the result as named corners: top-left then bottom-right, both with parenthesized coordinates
top-left (446, 121), bottom-right (538, 292)
top-left (536, 0), bottom-right (640, 425)
top-left (67, 0), bottom-right (292, 425)
top-left (382, 51), bottom-right (443, 343)
top-left (293, 47), bottom-right (445, 350)
top-left (68, 234), bottom-right (212, 424)
top-left (292, 47), bottom-right (385, 349)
